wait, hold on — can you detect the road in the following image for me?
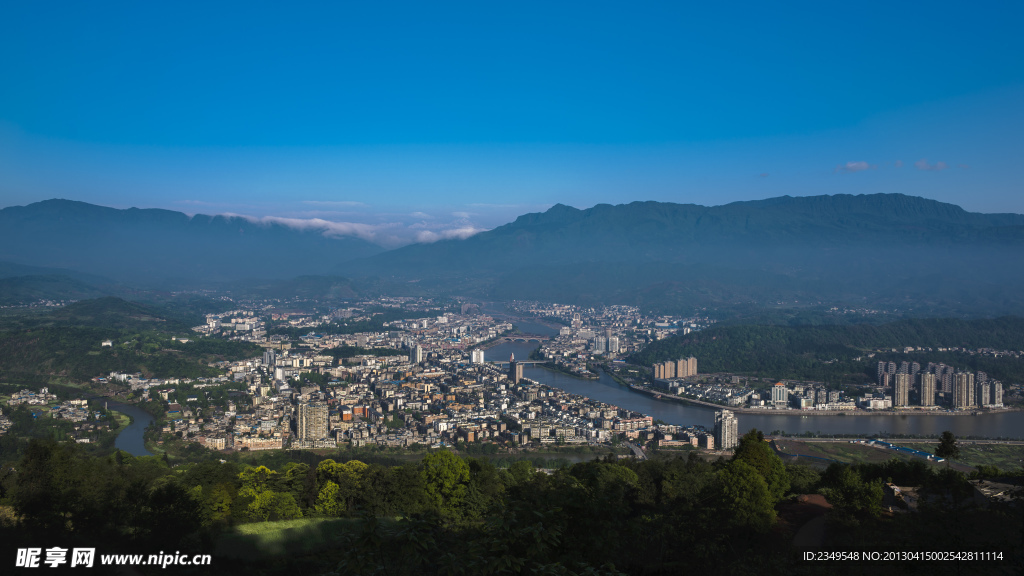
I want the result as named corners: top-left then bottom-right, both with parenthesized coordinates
top-left (624, 441), bottom-right (647, 460)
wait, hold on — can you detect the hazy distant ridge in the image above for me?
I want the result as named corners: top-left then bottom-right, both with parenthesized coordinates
top-left (345, 193), bottom-right (1024, 313)
top-left (3, 195), bottom-right (1024, 314)
top-left (0, 199), bottom-right (384, 284)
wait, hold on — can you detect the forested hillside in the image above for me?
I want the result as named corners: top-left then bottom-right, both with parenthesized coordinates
top-left (0, 297), bottom-right (260, 383)
top-left (630, 317), bottom-right (1024, 384)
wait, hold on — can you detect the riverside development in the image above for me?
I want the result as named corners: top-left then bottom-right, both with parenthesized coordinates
top-left (5, 296), bottom-right (1024, 462)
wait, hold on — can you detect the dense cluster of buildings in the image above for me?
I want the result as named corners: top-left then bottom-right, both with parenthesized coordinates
top-left (109, 299), bottom-right (720, 454)
top-left (652, 357), bottom-right (698, 380)
top-left (878, 361), bottom-right (1004, 409)
top-left (7, 387), bottom-right (58, 406)
top-left (515, 301), bottom-right (710, 377)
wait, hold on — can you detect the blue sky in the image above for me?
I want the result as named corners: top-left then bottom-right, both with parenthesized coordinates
top-left (1, 1), bottom-right (1022, 245)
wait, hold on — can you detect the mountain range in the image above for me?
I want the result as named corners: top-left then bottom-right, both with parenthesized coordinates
top-left (0, 199), bottom-right (383, 285)
top-left (2, 194), bottom-right (1023, 314)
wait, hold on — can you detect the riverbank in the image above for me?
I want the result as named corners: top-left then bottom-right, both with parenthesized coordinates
top-left (542, 361), bottom-right (597, 379)
top-left (109, 409), bottom-right (132, 430)
top-left (629, 383), bottom-right (1022, 417)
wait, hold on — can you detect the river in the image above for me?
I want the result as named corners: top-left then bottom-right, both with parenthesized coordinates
top-left (488, 325), bottom-right (1024, 439)
top-left (110, 401), bottom-right (155, 456)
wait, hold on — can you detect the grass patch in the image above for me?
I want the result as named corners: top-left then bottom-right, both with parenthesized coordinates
top-left (902, 442), bottom-right (1024, 472)
top-left (215, 517), bottom-right (383, 560)
top-left (775, 440), bottom-right (945, 467)
top-left (109, 410), bottom-right (131, 429)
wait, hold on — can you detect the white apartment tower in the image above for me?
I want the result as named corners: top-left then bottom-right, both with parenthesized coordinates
top-left (714, 410), bottom-right (738, 450)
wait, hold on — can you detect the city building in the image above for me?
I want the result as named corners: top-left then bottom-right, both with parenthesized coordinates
top-left (677, 356), bottom-right (697, 378)
top-left (607, 336), bottom-right (620, 354)
top-left (954, 372), bottom-right (976, 409)
top-left (509, 353), bottom-right (523, 384)
top-left (471, 349), bottom-right (485, 364)
top-left (894, 373), bottom-right (911, 407)
top-left (919, 372), bottom-right (936, 406)
top-left (298, 402), bottom-right (328, 440)
top-left (714, 410), bottom-right (738, 450)
top-left (771, 383), bottom-right (788, 407)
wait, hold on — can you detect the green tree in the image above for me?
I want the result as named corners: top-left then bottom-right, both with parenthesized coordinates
top-left (315, 480), bottom-right (345, 517)
top-left (731, 429), bottom-right (789, 503)
top-left (818, 464), bottom-right (883, 524)
top-left (716, 460), bottom-right (777, 532)
top-left (247, 490), bottom-right (303, 522)
top-left (421, 450), bottom-right (470, 518)
top-left (935, 430), bottom-right (961, 464)
top-left (238, 465), bottom-right (276, 498)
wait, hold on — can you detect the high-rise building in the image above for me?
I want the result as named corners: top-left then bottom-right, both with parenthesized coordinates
top-left (978, 381), bottom-right (992, 407)
top-left (993, 382), bottom-right (1004, 406)
top-left (676, 358), bottom-right (687, 378)
top-left (470, 349), bottom-right (485, 364)
top-left (593, 336), bottom-right (608, 353)
top-left (263, 349), bottom-right (277, 368)
top-left (919, 373), bottom-right (936, 406)
top-left (894, 373), bottom-right (911, 407)
top-left (714, 410), bottom-right (738, 450)
top-left (954, 372), bottom-right (976, 409)
top-left (298, 402), bottom-right (329, 440)
top-left (771, 383), bottom-right (788, 407)
top-left (509, 353), bottom-right (523, 384)
top-left (607, 336), bottom-right (620, 354)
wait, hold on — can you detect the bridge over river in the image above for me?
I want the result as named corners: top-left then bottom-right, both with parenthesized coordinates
top-left (477, 334), bottom-right (552, 350)
top-left (496, 334), bottom-right (551, 342)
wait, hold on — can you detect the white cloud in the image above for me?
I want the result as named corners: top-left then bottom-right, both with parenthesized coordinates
top-left (914, 158), bottom-right (948, 171)
top-left (414, 226), bottom-right (487, 243)
top-left (894, 160), bottom-right (904, 168)
top-left (410, 211), bottom-right (433, 219)
top-left (834, 161), bottom-right (873, 173)
top-left (221, 213), bottom-right (387, 242)
top-left (219, 212), bottom-right (487, 248)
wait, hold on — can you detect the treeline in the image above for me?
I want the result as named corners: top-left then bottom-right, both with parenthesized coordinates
top-left (2, 432), bottom-right (1018, 575)
top-left (631, 317), bottom-right (1024, 383)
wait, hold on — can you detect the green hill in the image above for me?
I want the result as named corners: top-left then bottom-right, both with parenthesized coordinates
top-left (629, 317), bottom-right (1024, 384)
top-left (0, 297), bottom-right (261, 383)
